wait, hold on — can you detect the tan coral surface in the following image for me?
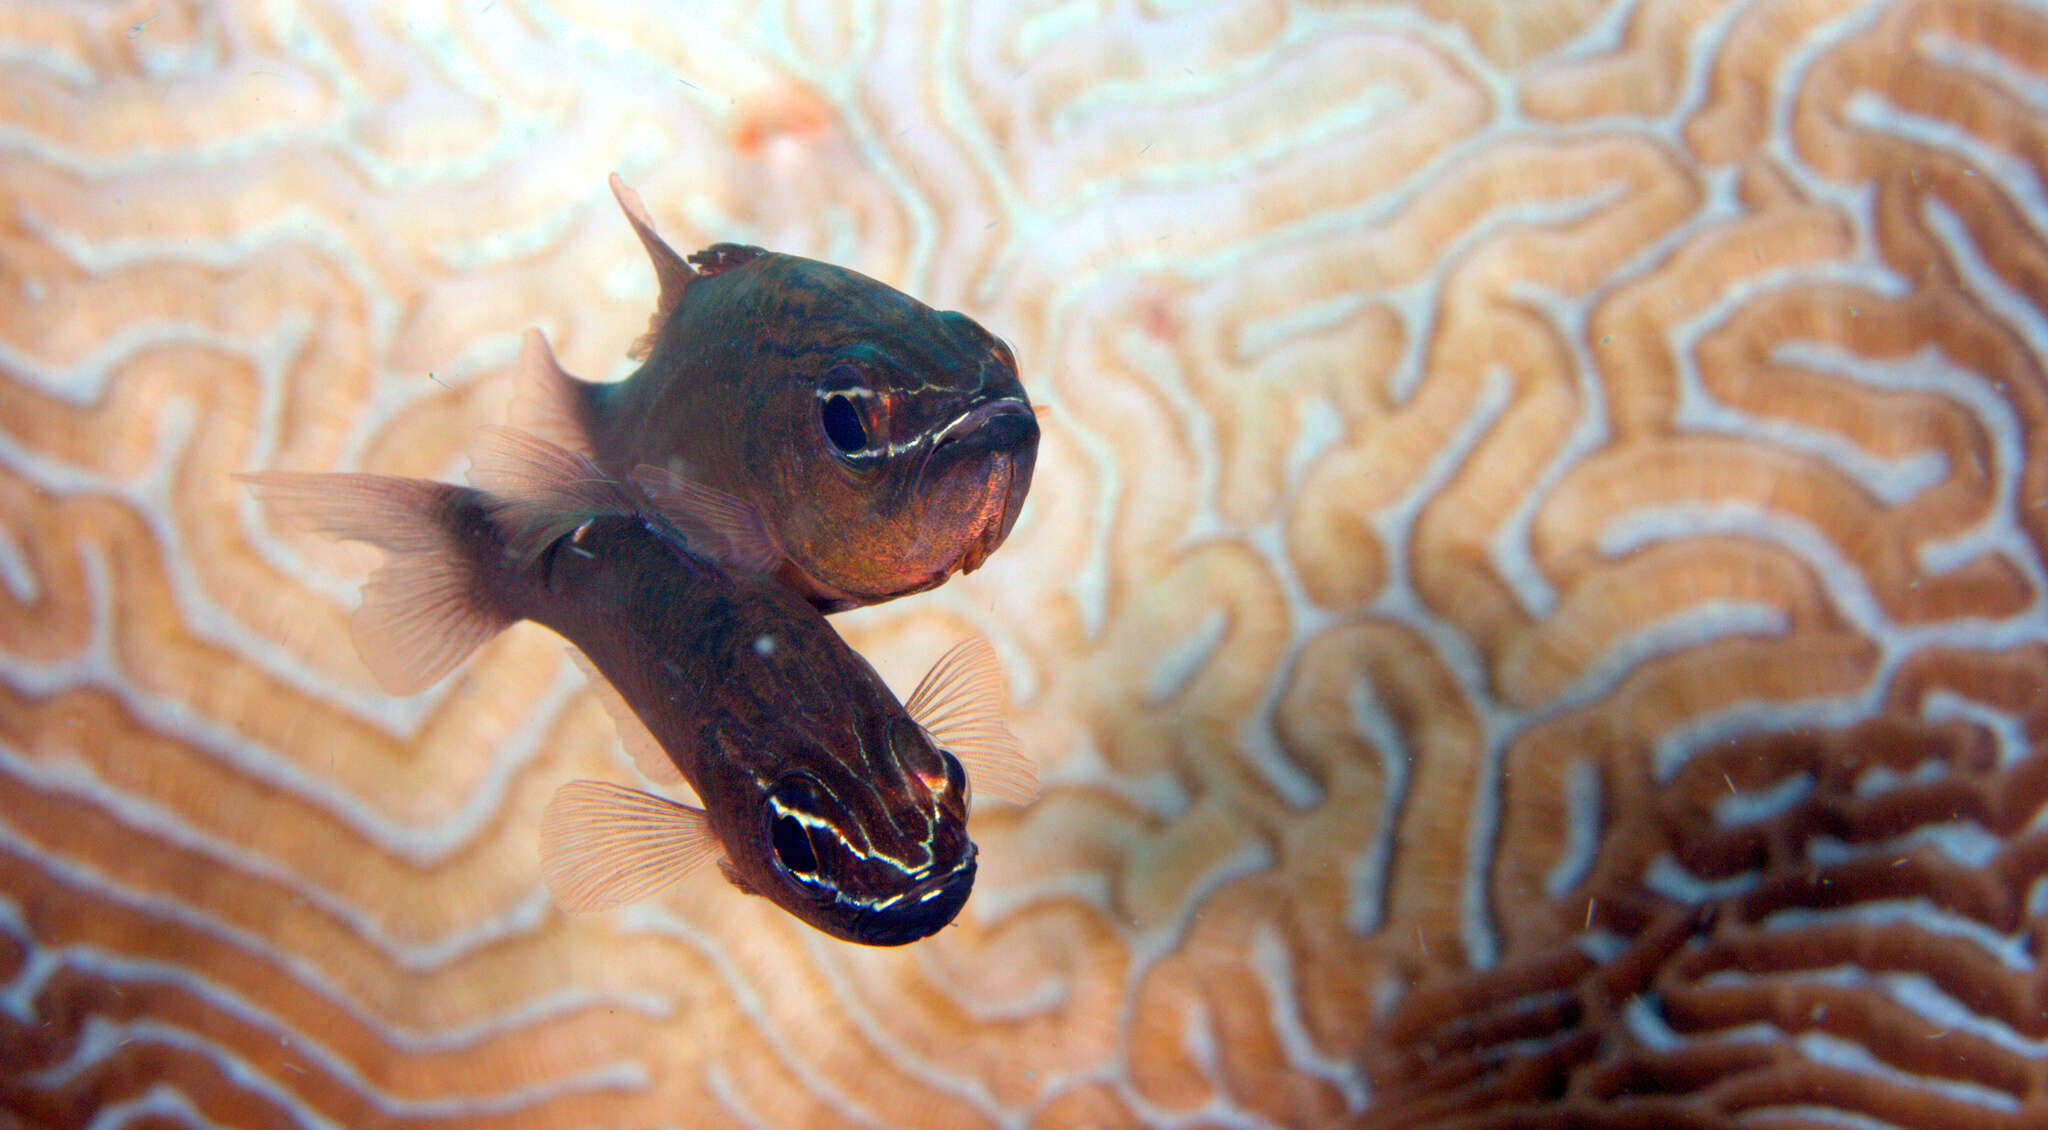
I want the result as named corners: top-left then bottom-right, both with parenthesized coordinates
top-left (5, 2), bottom-right (2048, 1128)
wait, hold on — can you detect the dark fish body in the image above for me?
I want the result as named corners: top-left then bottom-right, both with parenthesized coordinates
top-left (496, 509), bottom-right (977, 945)
top-left (236, 431), bottom-right (1030, 946)
top-left (520, 176), bottom-right (1040, 613)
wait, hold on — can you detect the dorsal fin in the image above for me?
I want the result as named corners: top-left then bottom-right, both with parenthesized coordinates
top-left (566, 647), bottom-right (688, 789)
top-left (538, 780), bottom-right (722, 913)
top-left (629, 462), bottom-right (781, 575)
top-left (904, 639), bottom-right (1037, 807)
top-left (607, 172), bottom-right (698, 361)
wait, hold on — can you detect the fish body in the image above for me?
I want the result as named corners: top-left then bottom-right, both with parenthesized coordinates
top-left (525, 512), bottom-right (980, 945)
top-left (519, 176), bottom-right (1039, 613)
top-left (240, 430), bottom-right (1035, 945)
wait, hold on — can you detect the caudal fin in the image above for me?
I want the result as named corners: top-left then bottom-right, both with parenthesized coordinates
top-left (237, 471), bottom-right (513, 695)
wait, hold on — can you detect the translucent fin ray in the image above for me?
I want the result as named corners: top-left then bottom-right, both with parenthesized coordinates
top-left (905, 638), bottom-right (1036, 806)
top-left (468, 425), bottom-right (637, 561)
top-left (508, 328), bottom-right (596, 456)
top-left (566, 647), bottom-right (686, 788)
top-left (237, 472), bottom-right (510, 694)
top-left (629, 463), bottom-right (780, 574)
top-left (538, 780), bottom-right (721, 913)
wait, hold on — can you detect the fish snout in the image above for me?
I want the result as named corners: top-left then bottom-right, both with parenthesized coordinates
top-left (851, 849), bottom-right (977, 946)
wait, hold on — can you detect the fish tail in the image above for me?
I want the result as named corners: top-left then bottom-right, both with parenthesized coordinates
top-left (509, 328), bottom-right (602, 457)
top-left (236, 471), bottom-right (516, 695)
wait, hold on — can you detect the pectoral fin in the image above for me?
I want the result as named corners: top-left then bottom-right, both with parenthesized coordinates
top-left (905, 639), bottom-right (1037, 807)
top-left (629, 463), bottom-right (780, 575)
top-left (538, 780), bottom-right (722, 913)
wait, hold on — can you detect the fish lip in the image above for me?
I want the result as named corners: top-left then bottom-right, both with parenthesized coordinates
top-left (929, 398), bottom-right (1037, 455)
top-left (849, 850), bottom-right (978, 946)
top-left (993, 441), bottom-right (1035, 542)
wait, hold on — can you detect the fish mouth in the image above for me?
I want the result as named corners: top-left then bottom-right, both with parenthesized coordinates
top-left (850, 850), bottom-right (977, 946)
top-left (925, 399), bottom-right (1032, 470)
top-left (918, 399), bottom-right (1039, 576)
top-left (949, 448), bottom-right (1033, 575)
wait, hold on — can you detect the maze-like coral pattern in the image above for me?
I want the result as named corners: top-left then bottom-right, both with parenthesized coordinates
top-left (4, 2), bottom-right (2047, 1127)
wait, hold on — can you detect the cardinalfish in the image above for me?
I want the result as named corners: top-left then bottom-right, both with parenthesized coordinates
top-left (515, 174), bottom-right (1040, 613)
top-left (238, 428), bottom-right (1036, 946)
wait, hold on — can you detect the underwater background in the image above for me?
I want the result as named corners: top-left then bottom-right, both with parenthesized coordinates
top-left (5, 1), bottom-right (2048, 1127)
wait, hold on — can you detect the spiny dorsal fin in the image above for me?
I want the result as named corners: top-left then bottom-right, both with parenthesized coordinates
top-left (509, 329), bottom-right (596, 456)
top-left (467, 425), bottom-right (636, 561)
top-left (904, 638), bottom-right (1037, 807)
top-left (538, 780), bottom-right (721, 913)
top-left (565, 647), bottom-right (687, 789)
top-left (236, 471), bottom-right (512, 695)
top-left (628, 462), bottom-right (780, 575)
top-left (607, 173), bottom-right (698, 361)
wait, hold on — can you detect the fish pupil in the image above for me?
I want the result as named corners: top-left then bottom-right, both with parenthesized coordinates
top-left (772, 813), bottom-right (819, 875)
top-left (821, 394), bottom-right (867, 453)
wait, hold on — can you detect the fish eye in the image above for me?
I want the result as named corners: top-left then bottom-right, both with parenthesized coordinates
top-left (940, 750), bottom-right (969, 808)
top-left (765, 779), bottom-right (835, 891)
top-left (772, 812), bottom-right (818, 875)
top-left (817, 363), bottom-right (873, 456)
top-left (820, 393), bottom-right (867, 453)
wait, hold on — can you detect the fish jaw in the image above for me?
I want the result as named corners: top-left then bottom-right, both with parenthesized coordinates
top-left (944, 443), bottom-right (1036, 578)
top-left (978, 438), bottom-right (1037, 572)
top-left (847, 848), bottom-right (977, 946)
top-left (771, 406), bottom-right (1038, 608)
top-left (919, 399), bottom-right (1040, 577)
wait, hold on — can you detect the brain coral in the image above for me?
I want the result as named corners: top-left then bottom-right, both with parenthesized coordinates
top-left (3, 2), bottom-right (2047, 1128)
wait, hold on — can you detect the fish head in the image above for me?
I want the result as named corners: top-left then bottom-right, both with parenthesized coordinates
top-left (717, 709), bottom-right (978, 946)
top-left (727, 256), bottom-right (1040, 607)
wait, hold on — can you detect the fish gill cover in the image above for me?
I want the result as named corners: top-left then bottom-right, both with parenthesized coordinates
top-left (4, 2), bottom-right (2048, 1129)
